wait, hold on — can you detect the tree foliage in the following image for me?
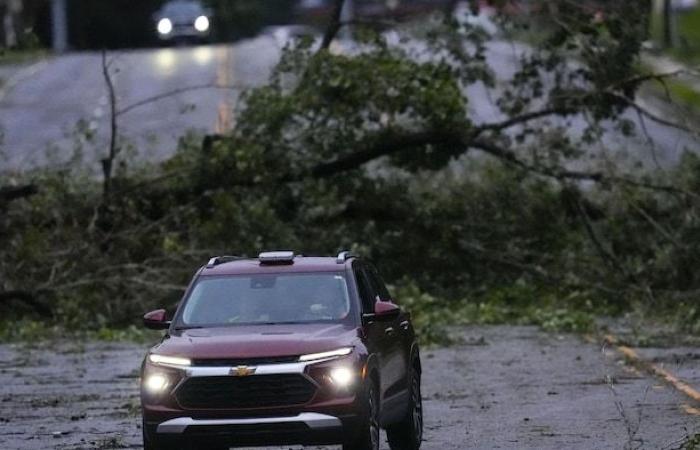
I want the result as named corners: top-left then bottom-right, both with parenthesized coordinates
top-left (2, 0), bottom-right (699, 334)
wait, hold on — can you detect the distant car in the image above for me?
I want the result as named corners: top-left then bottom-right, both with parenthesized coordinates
top-left (153, 0), bottom-right (212, 43)
top-left (140, 251), bottom-right (423, 450)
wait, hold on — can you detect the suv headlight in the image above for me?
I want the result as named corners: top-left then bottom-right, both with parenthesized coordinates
top-left (149, 354), bottom-right (191, 367)
top-left (299, 347), bottom-right (353, 362)
top-left (329, 367), bottom-right (354, 387)
top-left (144, 373), bottom-right (170, 393)
top-left (142, 364), bottom-right (181, 399)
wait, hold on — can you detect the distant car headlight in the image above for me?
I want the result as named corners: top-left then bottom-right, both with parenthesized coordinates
top-left (194, 15), bottom-right (210, 32)
top-left (144, 373), bottom-right (169, 393)
top-left (157, 18), bottom-right (173, 35)
top-left (329, 367), bottom-right (354, 387)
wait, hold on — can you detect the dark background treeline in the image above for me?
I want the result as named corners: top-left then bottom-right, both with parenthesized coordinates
top-left (27, 0), bottom-right (457, 50)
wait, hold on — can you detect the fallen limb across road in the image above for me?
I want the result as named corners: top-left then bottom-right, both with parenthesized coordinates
top-left (0, 184), bottom-right (37, 205)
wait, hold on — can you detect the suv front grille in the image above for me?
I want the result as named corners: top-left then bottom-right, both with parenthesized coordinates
top-left (192, 356), bottom-right (299, 367)
top-left (176, 374), bottom-right (316, 409)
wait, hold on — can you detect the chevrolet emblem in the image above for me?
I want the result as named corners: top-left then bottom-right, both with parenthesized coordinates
top-left (230, 365), bottom-right (256, 377)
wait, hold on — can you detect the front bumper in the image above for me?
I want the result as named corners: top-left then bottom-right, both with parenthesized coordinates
top-left (156, 412), bottom-right (341, 434)
top-left (141, 353), bottom-right (365, 446)
top-left (144, 412), bottom-right (359, 447)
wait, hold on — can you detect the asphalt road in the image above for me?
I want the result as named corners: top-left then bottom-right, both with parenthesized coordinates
top-left (0, 39), bottom-right (279, 169)
top-left (1, 325), bottom-right (699, 450)
top-left (0, 37), bottom-right (698, 172)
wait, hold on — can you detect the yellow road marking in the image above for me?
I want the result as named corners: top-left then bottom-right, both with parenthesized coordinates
top-left (650, 363), bottom-right (700, 403)
top-left (683, 404), bottom-right (700, 416)
top-left (215, 46), bottom-right (234, 134)
top-left (582, 334), bottom-right (596, 344)
top-left (604, 334), bottom-right (700, 406)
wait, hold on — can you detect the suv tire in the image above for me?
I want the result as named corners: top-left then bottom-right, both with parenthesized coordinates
top-left (143, 420), bottom-right (204, 450)
top-left (142, 420), bottom-right (165, 450)
top-left (343, 381), bottom-right (380, 450)
top-left (386, 369), bottom-right (422, 450)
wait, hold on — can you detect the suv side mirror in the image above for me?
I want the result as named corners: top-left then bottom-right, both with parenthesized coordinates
top-left (363, 301), bottom-right (401, 322)
top-left (143, 309), bottom-right (171, 330)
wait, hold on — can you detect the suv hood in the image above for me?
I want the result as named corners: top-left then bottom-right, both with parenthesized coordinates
top-left (152, 323), bottom-right (360, 360)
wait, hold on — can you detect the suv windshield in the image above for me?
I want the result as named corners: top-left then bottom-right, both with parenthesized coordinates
top-left (179, 273), bottom-right (351, 327)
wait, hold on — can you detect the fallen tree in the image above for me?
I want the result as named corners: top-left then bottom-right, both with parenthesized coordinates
top-left (0, 184), bottom-right (38, 204)
top-left (1, 0), bottom-right (699, 333)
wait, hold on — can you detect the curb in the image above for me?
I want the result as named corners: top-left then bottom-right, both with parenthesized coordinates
top-left (0, 58), bottom-right (50, 103)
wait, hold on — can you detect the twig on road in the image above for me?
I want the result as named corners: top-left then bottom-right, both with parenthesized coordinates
top-left (610, 91), bottom-right (700, 139)
top-left (607, 379), bottom-right (646, 450)
top-left (116, 83), bottom-right (245, 117)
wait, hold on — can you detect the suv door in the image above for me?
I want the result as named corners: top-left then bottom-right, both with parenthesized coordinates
top-left (364, 263), bottom-right (410, 404)
top-left (353, 262), bottom-right (396, 408)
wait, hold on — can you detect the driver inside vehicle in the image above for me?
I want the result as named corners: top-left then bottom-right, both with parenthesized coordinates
top-left (306, 277), bottom-right (350, 320)
top-left (181, 273), bottom-right (351, 326)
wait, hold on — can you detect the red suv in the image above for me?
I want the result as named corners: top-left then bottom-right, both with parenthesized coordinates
top-left (140, 251), bottom-right (423, 450)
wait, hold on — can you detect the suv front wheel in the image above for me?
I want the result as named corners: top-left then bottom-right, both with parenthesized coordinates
top-left (386, 369), bottom-right (423, 450)
top-left (343, 381), bottom-right (380, 450)
top-left (142, 419), bottom-right (166, 450)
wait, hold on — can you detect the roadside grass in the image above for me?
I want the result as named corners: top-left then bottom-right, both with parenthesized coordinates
top-left (394, 283), bottom-right (599, 346)
top-left (0, 320), bottom-right (162, 344)
top-left (674, 8), bottom-right (700, 65)
top-left (608, 301), bottom-right (700, 349)
top-left (638, 61), bottom-right (700, 117)
top-left (650, 7), bottom-right (700, 64)
top-left (666, 78), bottom-right (700, 112)
top-left (0, 48), bottom-right (47, 66)
top-left (682, 433), bottom-right (700, 450)
top-left (399, 284), bottom-right (700, 348)
top-left (643, 9), bottom-right (700, 115)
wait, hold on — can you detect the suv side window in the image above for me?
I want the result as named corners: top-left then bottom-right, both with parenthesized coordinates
top-left (366, 263), bottom-right (391, 302)
top-left (353, 262), bottom-right (376, 314)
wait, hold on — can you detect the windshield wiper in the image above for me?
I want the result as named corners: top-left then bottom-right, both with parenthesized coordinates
top-left (258, 321), bottom-right (303, 325)
top-left (173, 325), bottom-right (204, 331)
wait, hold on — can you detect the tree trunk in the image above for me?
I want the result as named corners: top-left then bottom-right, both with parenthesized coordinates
top-left (0, 184), bottom-right (38, 203)
top-left (663, 0), bottom-right (673, 48)
top-left (320, 0), bottom-right (346, 50)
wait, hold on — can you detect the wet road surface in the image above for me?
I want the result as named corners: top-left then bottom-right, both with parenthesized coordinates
top-left (0, 39), bottom-right (279, 169)
top-left (0, 38), bottom-right (698, 172)
top-left (1, 326), bottom-right (699, 449)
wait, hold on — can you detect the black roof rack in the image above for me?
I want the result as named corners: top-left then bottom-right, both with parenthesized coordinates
top-left (206, 255), bottom-right (244, 268)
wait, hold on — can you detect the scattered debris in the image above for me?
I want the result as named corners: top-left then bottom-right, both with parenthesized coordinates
top-left (464, 336), bottom-right (488, 346)
top-left (70, 413), bottom-right (86, 421)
